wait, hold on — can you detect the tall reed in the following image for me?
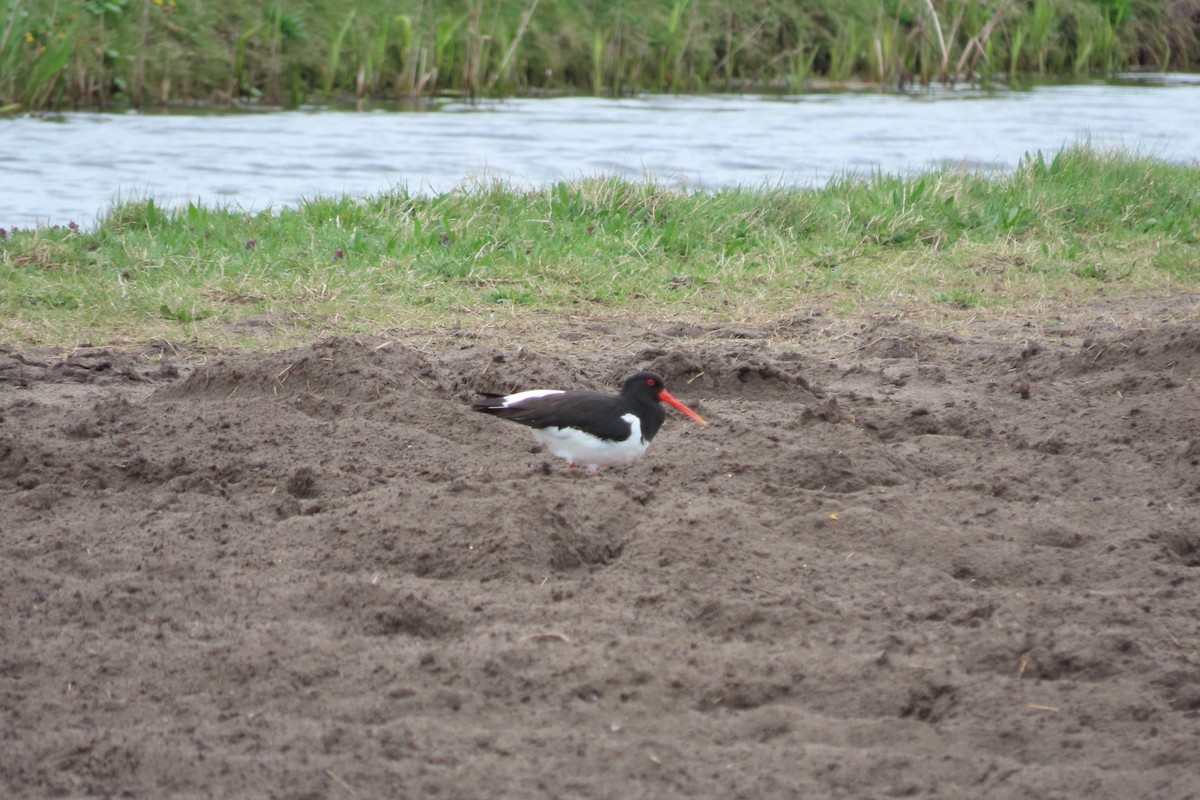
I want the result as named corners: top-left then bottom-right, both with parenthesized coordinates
top-left (591, 27), bottom-right (604, 94)
top-left (657, 0), bottom-right (692, 91)
top-left (323, 9), bottom-right (356, 95)
top-left (487, 0), bottom-right (539, 92)
top-left (1, 0), bottom-right (75, 110)
top-left (2, 0), bottom-right (1194, 111)
top-left (1025, 0), bottom-right (1060, 73)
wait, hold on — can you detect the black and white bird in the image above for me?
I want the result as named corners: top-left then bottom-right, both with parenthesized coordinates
top-left (472, 370), bottom-right (707, 472)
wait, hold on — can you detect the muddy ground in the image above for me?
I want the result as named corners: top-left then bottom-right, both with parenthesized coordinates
top-left (3, 298), bottom-right (1200, 799)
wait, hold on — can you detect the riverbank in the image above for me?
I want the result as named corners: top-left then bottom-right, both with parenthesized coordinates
top-left (2, 145), bottom-right (1198, 350)
top-left (4, 0), bottom-right (1197, 111)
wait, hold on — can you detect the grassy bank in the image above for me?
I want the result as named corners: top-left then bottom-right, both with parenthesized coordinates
top-left (1, 146), bottom-right (1197, 348)
top-left (2, 0), bottom-right (1197, 111)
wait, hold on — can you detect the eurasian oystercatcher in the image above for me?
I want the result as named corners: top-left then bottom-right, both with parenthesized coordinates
top-left (472, 370), bottom-right (707, 472)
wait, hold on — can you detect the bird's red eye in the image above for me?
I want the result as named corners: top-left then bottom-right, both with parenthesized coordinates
top-left (646, 378), bottom-right (657, 387)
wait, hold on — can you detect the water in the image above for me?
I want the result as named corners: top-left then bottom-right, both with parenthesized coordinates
top-left (2, 80), bottom-right (1199, 230)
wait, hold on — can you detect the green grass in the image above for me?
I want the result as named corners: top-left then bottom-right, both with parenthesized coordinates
top-left (2, 146), bottom-right (1198, 348)
top-left (1, 0), bottom-right (1195, 111)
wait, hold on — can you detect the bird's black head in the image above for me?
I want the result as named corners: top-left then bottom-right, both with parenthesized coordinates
top-left (621, 370), bottom-right (707, 427)
top-left (620, 371), bottom-right (668, 402)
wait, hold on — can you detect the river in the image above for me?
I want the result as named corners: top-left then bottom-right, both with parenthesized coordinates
top-left (2, 77), bottom-right (1198, 230)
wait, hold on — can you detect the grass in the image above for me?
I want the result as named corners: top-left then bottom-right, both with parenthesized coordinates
top-left (1, 0), bottom-right (1196, 111)
top-left (1, 146), bottom-right (1198, 349)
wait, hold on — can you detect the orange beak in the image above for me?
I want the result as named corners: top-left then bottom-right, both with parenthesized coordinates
top-left (660, 389), bottom-right (707, 426)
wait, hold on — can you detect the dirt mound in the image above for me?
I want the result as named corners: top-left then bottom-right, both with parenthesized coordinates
top-left (1077, 323), bottom-right (1200, 372)
top-left (153, 336), bottom-right (440, 411)
top-left (635, 346), bottom-right (817, 399)
top-left (4, 306), bottom-right (1200, 798)
top-left (0, 343), bottom-right (179, 388)
top-left (283, 477), bottom-right (636, 582)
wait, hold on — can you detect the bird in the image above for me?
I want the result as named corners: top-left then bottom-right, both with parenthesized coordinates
top-left (472, 370), bottom-right (707, 472)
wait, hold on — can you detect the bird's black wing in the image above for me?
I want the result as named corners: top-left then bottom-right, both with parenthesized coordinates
top-left (473, 391), bottom-right (634, 442)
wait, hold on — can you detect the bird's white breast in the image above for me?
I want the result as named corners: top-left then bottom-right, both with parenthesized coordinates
top-left (532, 413), bottom-right (648, 470)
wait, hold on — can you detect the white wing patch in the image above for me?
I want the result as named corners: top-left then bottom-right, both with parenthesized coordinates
top-left (532, 413), bottom-right (649, 471)
top-left (500, 389), bottom-right (564, 407)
